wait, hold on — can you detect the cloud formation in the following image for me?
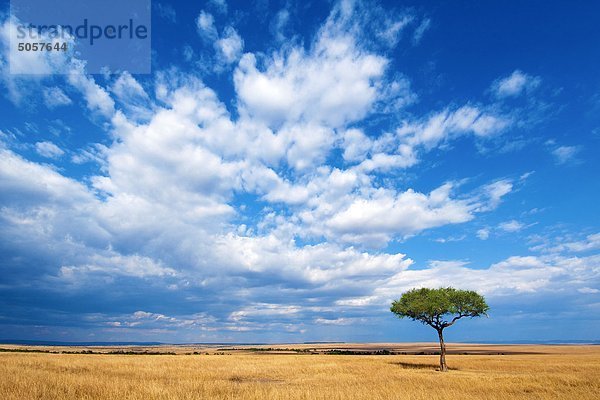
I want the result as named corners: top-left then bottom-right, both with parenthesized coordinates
top-left (492, 70), bottom-right (541, 98)
top-left (0, 0), bottom-right (597, 342)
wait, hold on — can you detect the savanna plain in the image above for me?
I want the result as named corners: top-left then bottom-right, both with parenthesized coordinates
top-left (1, 343), bottom-right (599, 400)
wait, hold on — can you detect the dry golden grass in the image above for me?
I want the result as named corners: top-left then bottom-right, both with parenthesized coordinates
top-left (1, 344), bottom-right (599, 399)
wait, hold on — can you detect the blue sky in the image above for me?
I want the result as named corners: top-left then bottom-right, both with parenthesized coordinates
top-left (0, 0), bottom-right (599, 343)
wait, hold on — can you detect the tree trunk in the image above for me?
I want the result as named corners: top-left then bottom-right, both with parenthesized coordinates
top-left (437, 329), bottom-right (448, 372)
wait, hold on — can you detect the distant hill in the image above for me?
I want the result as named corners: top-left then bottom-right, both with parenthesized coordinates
top-left (0, 339), bottom-right (165, 346)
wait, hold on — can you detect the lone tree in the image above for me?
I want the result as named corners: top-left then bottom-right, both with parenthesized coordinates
top-left (390, 287), bottom-right (489, 372)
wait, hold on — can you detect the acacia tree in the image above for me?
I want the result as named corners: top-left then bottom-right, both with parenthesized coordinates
top-left (390, 287), bottom-right (489, 372)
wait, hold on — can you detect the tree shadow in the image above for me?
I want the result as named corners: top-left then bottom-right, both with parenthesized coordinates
top-left (391, 361), bottom-right (458, 371)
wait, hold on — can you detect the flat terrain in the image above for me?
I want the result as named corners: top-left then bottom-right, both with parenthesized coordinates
top-left (1, 343), bottom-right (599, 399)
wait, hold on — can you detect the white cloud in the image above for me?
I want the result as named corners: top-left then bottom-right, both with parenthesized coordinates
top-left (1, 18), bottom-right (71, 76)
top-left (342, 129), bottom-right (372, 162)
top-left (111, 72), bottom-right (149, 101)
top-left (477, 228), bottom-right (490, 240)
top-left (229, 304), bottom-right (302, 322)
top-left (345, 106), bottom-right (510, 172)
top-left (552, 145), bottom-right (580, 164)
top-left (563, 233), bottom-right (600, 252)
top-left (541, 233), bottom-right (600, 254)
top-left (195, 11), bottom-right (243, 70)
top-left (234, 6), bottom-right (390, 128)
top-left (434, 235), bottom-right (466, 243)
top-left (498, 219), bottom-right (525, 233)
top-left (314, 317), bottom-right (363, 325)
top-left (578, 287), bottom-right (599, 294)
top-left (0, 149), bottom-right (91, 204)
top-left (111, 72), bottom-right (152, 120)
top-left (215, 26), bottom-right (244, 64)
top-left (0, 19), bottom-right (116, 118)
top-left (293, 179), bottom-right (513, 247)
top-left (71, 144), bottom-right (107, 166)
top-left (104, 310), bottom-right (215, 330)
top-left (378, 15), bottom-right (413, 47)
top-left (196, 11), bottom-right (218, 40)
top-left (209, 0), bottom-right (228, 14)
top-left (340, 105), bottom-right (509, 173)
top-left (235, 49), bottom-right (386, 128)
top-left (1, 144), bottom-right (421, 297)
top-left (67, 61), bottom-right (115, 118)
top-left (428, 260), bottom-right (470, 269)
top-left (479, 179), bottom-right (513, 211)
top-left (271, 9), bottom-right (290, 42)
top-left (412, 18), bottom-right (431, 45)
top-left (325, 183), bottom-right (474, 245)
top-left (43, 87), bottom-right (72, 108)
top-left (60, 253), bottom-right (177, 280)
top-left (338, 254), bottom-right (600, 306)
top-left (492, 70), bottom-right (541, 98)
top-left (0, 18), bottom-right (71, 104)
top-left (212, 233), bottom-right (412, 284)
top-left (399, 106), bottom-right (510, 149)
top-left (280, 123), bottom-right (335, 171)
top-left (35, 141), bottom-right (64, 159)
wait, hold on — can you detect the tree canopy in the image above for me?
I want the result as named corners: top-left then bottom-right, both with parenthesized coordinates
top-left (390, 287), bottom-right (489, 330)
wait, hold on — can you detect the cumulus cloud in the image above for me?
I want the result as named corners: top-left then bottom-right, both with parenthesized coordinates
top-left (235, 45), bottom-right (386, 128)
top-left (492, 70), bottom-right (541, 98)
top-left (195, 11), bottom-right (243, 70)
top-left (215, 26), bottom-right (244, 64)
top-left (341, 129), bottom-right (372, 162)
top-left (234, 2), bottom-right (392, 128)
top-left (324, 184), bottom-right (474, 245)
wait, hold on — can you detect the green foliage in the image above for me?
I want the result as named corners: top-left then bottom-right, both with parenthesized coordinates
top-left (390, 287), bottom-right (489, 331)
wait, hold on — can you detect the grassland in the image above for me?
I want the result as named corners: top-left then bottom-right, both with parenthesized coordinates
top-left (1, 343), bottom-right (599, 399)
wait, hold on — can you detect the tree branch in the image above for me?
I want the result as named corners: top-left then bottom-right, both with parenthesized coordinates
top-left (443, 313), bottom-right (466, 328)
